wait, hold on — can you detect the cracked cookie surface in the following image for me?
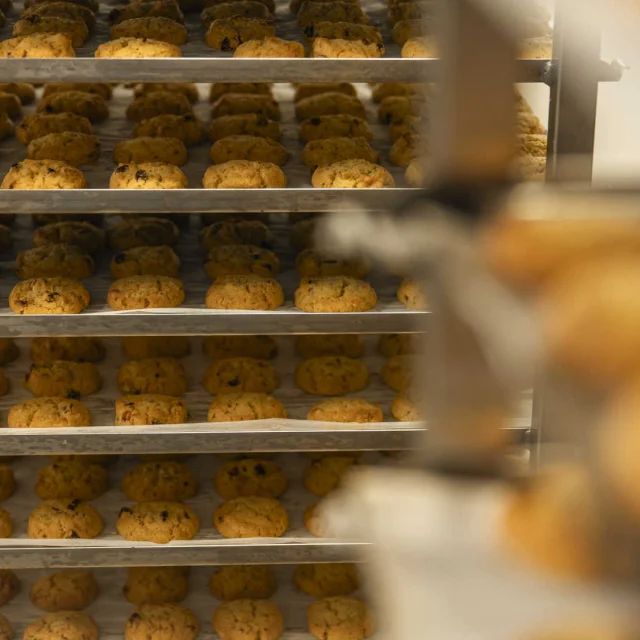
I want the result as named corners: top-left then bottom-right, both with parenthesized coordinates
top-left (213, 496), bottom-right (289, 538)
top-left (9, 277), bottom-right (90, 314)
top-left (294, 276), bottom-right (377, 312)
top-left (115, 394), bottom-right (188, 426)
top-left (8, 397), bottom-right (92, 428)
top-left (116, 501), bottom-right (199, 543)
top-left (27, 499), bottom-right (104, 539)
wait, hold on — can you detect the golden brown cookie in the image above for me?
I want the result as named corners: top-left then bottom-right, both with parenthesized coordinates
top-left (108, 216), bottom-right (179, 251)
top-left (41, 82), bottom-right (111, 99)
top-left (391, 393), bottom-right (420, 421)
top-left (30, 571), bottom-right (99, 612)
top-left (110, 162), bottom-right (188, 188)
top-left (133, 82), bottom-right (197, 102)
top-left (0, 112), bottom-right (15, 143)
top-left (126, 90), bottom-right (193, 122)
top-left (377, 95), bottom-right (424, 125)
top-left (203, 335), bottom-right (278, 359)
top-left (295, 334), bottom-right (365, 358)
top-left (295, 92), bottom-right (365, 120)
top-left (215, 458), bottom-right (287, 499)
top-left (16, 112), bottom-right (92, 144)
top-left (8, 397), bottom-right (91, 428)
top-left (295, 356), bottom-right (369, 395)
top-left (210, 113), bottom-right (281, 141)
top-left (117, 501), bottom-right (199, 543)
top-left (312, 160), bottom-right (395, 188)
top-left (111, 16), bottom-right (187, 45)
top-left (213, 496), bottom-right (289, 538)
top-left (117, 357), bottom-right (188, 396)
top-left (211, 92), bottom-right (280, 120)
top-left (209, 566), bottom-right (276, 600)
top-left (202, 159), bottom-right (286, 188)
top-left (125, 603), bottom-right (199, 640)
top-left (294, 82), bottom-right (356, 102)
top-left (213, 599), bottom-right (284, 640)
top-left (114, 137), bottom-right (188, 166)
top-left (397, 278), bottom-right (427, 309)
top-left (201, 2), bottom-right (272, 26)
top-left (23, 612), bottom-right (98, 640)
top-left (371, 82), bottom-right (421, 103)
top-left (0, 465), bottom-right (15, 502)
top-left (205, 245), bottom-right (280, 279)
top-left (28, 499), bottom-right (104, 539)
top-left (307, 596), bottom-right (374, 640)
top-left (24, 361), bottom-right (102, 397)
top-left (307, 398), bottom-right (383, 423)
top-left (294, 277), bottom-right (377, 312)
top-left (95, 36), bottom-right (182, 58)
top-left (9, 277), bottom-right (90, 314)
top-left (311, 37), bottom-right (383, 58)
top-left (0, 82), bottom-right (36, 104)
top-left (302, 137), bottom-right (378, 169)
top-left (303, 456), bottom-right (358, 496)
top-left (304, 21), bottom-right (382, 45)
top-left (234, 36), bottom-right (305, 57)
top-left (377, 334), bottom-right (416, 357)
top-left (122, 336), bottom-right (191, 359)
top-left (109, 1), bottom-right (185, 25)
top-left (203, 357), bottom-right (278, 394)
top-left (297, 0), bottom-right (368, 27)
top-left (115, 394), bottom-right (188, 426)
top-left (0, 570), bottom-right (18, 605)
top-left (205, 275), bottom-right (284, 310)
top-left (200, 219), bottom-right (274, 250)
top-left (381, 354), bottom-right (413, 392)
top-left (389, 132), bottom-right (421, 167)
top-left (13, 15), bottom-right (89, 48)
top-left (294, 563), bottom-right (359, 597)
top-left (124, 567), bottom-right (189, 605)
top-left (0, 33), bottom-right (76, 58)
top-left (209, 82), bottom-right (272, 102)
top-left (37, 90), bottom-right (108, 123)
top-left (205, 16), bottom-right (275, 51)
top-left (296, 249), bottom-right (370, 279)
top-left (26, 131), bottom-right (100, 166)
top-left (401, 35), bottom-right (438, 58)
top-left (121, 461), bottom-right (198, 502)
top-left (210, 135), bottom-right (289, 165)
top-left (207, 392), bottom-right (286, 422)
top-left (107, 275), bottom-right (185, 310)
top-left (389, 115), bottom-right (422, 142)
top-left (32, 221), bottom-right (105, 254)
top-left (133, 114), bottom-right (207, 146)
top-left (30, 337), bottom-right (105, 365)
top-left (111, 245), bottom-right (181, 279)
top-left (35, 460), bottom-right (108, 501)
top-left (299, 114), bottom-right (372, 142)
top-left (2, 159), bottom-right (86, 190)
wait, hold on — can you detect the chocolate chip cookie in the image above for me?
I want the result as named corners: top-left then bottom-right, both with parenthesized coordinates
top-left (391, 393), bottom-right (420, 421)
top-left (205, 275), bottom-right (284, 310)
top-left (205, 244), bottom-right (279, 278)
top-left (215, 458), bottom-right (287, 499)
top-left (110, 162), bottom-right (188, 188)
top-left (30, 571), bottom-right (99, 612)
top-left (107, 275), bottom-right (185, 310)
top-left (37, 90), bottom-right (109, 123)
top-left (202, 357), bottom-right (278, 394)
top-left (295, 92), bottom-right (365, 120)
top-left (13, 15), bottom-right (89, 48)
top-left (200, 219), bottom-right (274, 250)
top-left (396, 278), bottom-right (427, 309)
top-left (307, 596), bottom-right (374, 640)
top-left (303, 456), bottom-right (358, 496)
top-left (0, 33), bottom-right (76, 58)
top-left (307, 398), bottom-right (383, 423)
top-left (312, 160), bottom-right (395, 188)
top-left (109, 1), bottom-right (185, 25)
top-left (210, 113), bottom-right (281, 141)
top-left (213, 599), bottom-right (284, 640)
top-left (16, 112), bottom-right (93, 144)
top-left (126, 90), bottom-right (193, 122)
top-left (28, 499), bottom-right (104, 539)
top-left (2, 159), bottom-right (86, 189)
top-left (95, 36), bottom-right (182, 57)
top-left (114, 136), bottom-right (188, 166)
top-left (108, 216), bottom-right (179, 250)
top-left (111, 16), bottom-right (188, 45)
top-left (207, 392), bottom-right (286, 422)
top-left (311, 37), bottom-right (384, 58)
top-left (211, 93), bottom-right (280, 120)
top-left (205, 16), bottom-right (275, 51)
top-left (33, 221), bottom-right (105, 253)
top-left (299, 114), bottom-right (372, 142)
top-left (210, 135), bottom-right (289, 165)
top-left (124, 567), bottom-right (189, 605)
top-left (234, 35), bottom-right (304, 57)
top-left (125, 604), bottom-right (199, 640)
top-left (301, 136), bottom-right (379, 169)
top-left (203, 160), bottom-right (286, 188)
top-left (209, 565), bottom-right (276, 600)
top-left (24, 612), bottom-right (98, 640)
top-left (42, 82), bottom-right (111, 99)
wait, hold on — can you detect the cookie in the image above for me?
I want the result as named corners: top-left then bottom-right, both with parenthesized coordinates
top-left (30, 337), bottom-right (104, 365)
top-left (113, 138), bottom-right (186, 167)
top-left (108, 216), bottom-right (179, 251)
top-left (205, 244), bottom-right (279, 279)
top-left (381, 354), bottom-right (413, 392)
top-left (213, 496), bottom-right (289, 538)
top-left (202, 1), bottom-right (272, 24)
top-left (308, 596), bottom-right (374, 640)
top-left (295, 356), bottom-right (369, 395)
top-left (125, 604), bottom-right (198, 640)
top-left (211, 93), bottom-right (280, 120)
top-left (205, 16), bottom-right (275, 50)
top-left (304, 456), bottom-right (358, 496)
top-left (107, 275), bottom-right (184, 310)
top-left (28, 499), bottom-right (104, 539)
top-left (1, 159), bottom-right (86, 189)
top-left (0, 613), bottom-right (11, 639)
top-left (397, 278), bottom-right (427, 309)
top-left (27, 131), bottom-right (101, 166)
top-left (392, 18), bottom-right (425, 45)
top-left (389, 132), bottom-right (420, 166)
top-left (0, 82), bottom-right (35, 104)
top-left (133, 114), bottom-right (207, 146)
top-left (206, 0), bottom-right (276, 11)
top-left (0, 369), bottom-right (9, 397)
top-left (304, 21), bottom-right (381, 44)
top-left (126, 90), bottom-right (192, 122)
top-left (16, 112), bottom-right (93, 145)
top-left (0, 33), bottom-right (76, 58)
top-left (95, 36), bottom-right (182, 57)
top-left (25, 361), bottom-right (102, 397)
top-left (37, 90), bottom-right (108, 123)
top-left (371, 82), bottom-right (420, 103)
top-left (30, 571), bottom-right (100, 612)
top-left (202, 357), bottom-right (278, 395)
top-left (0, 112), bottom-right (14, 142)
top-left (234, 36), bottom-right (305, 57)
top-left (215, 458), bottom-right (287, 499)
top-left (294, 277), bottom-right (377, 312)
top-left (49, 454), bottom-right (113, 465)
top-left (295, 334), bottom-right (365, 358)
top-left (213, 600), bottom-right (284, 640)
top-left (21, 1), bottom-right (95, 30)
top-left (301, 136), bottom-right (379, 169)
top-left (296, 86), bottom-right (354, 107)
top-left (205, 274), bottom-right (283, 310)
top-left (9, 277), bottom-right (90, 314)
top-left (312, 160), bottom-right (395, 188)
top-left (122, 336), bottom-right (191, 359)
top-left (290, 218), bottom-right (317, 250)
top-left (203, 159), bottom-right (286, 189)
top-left (35, 460), bottom-right (108, 500)
top-left (387, 1), bottom-right (425, 24)
top-left (116, 501), bottom-right (199, 543)
top-left (117, 357), bottom-right (188, 396)
top-left (0, 92), bottom-right (21, 118)
top-left (0, 465), bottom-right (15, 502)
top-left (109, 1), bottom-right (185, 25)
top-left (389, 114), bottom-right (422, 142)
top-left (391, 393), bottom-right (420, 421)
top-left (111, 245), bottom-right (180, 279)
top-left (13, 15), bottom-right (89, 48)
top-left (122, 461), bottom-right (198, 501)
top-left (311, 37), bottom-right (383, 58)
top-left (111, 16), bottom-right (187, 45)
top-left (294, 563), bottom-right (359, 597)
top-left (204, 337), bottom-right (276, 362)
top-left (110, 162), bottom-right (188, 188)
top-left (25, 0), bottom-right (99, 12)
top-left (297, 1), bottom-right (368, 27)
top-left (124, 567), bottom-right (189, 605)
top-left (115, 394), bottom-right (188, 426)
top-left (401, 35), bottom-right (437, 58)
top-left (295, 93), bottom-right (365, 120)
top-left (300, 116), bottom-right (371, 146)
top-left (0, 570), bottom-right (19, 605)
top-left (209, 82), bottom-right (272, 102)
top-left (33, 221), bottom-right (105, 253)
top-left (133, 82), bottom-right (198, 102)
top-left (516, 110), bottom-right (546, 135)
top-left (307, 398), bottom-right (383, 423)
top-left (378, 333), bottom-right (415, 357)
top-left (297, 248), bottom-right (369, 278)
top-left (207, 392), bottom-right (286, 422)
top-left (200, 219), bottom-right (274, 250)
top-left (210, 113), bottom-right (281, 141)
top-left (42, 82), bottom-right (111, 100)
top-left (0, 339), bottom-right (19, 365)
top-left (209, 566), bottom-right (276, 600)
top-left (23, 612), bottom-right (98, 640)
top-left (378, 95), bottom-right (424, 124)
top-left (8, 397), bottom-right (91, 428)
top-left (210, 135), bottom-right (289, 165)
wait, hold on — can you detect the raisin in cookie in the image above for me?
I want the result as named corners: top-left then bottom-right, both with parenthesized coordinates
top-left (9, 277), bottom-right (90, 314)
top-left (215, 458), bottom-right (287, 499)
top-left (16, 112), bottom-right (92, 144)
top-left (124, 567), bottom-right (189, 605)
top-left (121, 461), bottom-right (198, 501)
top-left (202, 1), bottom-right (272, 26)
top-left (295, 334), bottom-right (365, 358)
top-left (109, 1), bottom-right (185, 25)
top-left (122, 336), bottom-right (191, 359)
top-left (107, 216), bottom-right (179, 250)
top-left (205, 16), bottom-right (274, 51)
top-left (209, 565), bottom-right (276, 600)
top-left (202, 160), bottom-right (286, 188)
top-left (307, 398), bottom-right (383, 423)
top-left (110, 162), bottom-right (188, 189)
top-left (312, 160), bottom-right (395, 188)
top-left (25, 361), bottom-right (102, 397)
top-left (204, 336), bottom-right (277, 360)
top-left (213, 599), bottom-right (284, 640)
top-left (33, 221), bottom-right (105, 253)
top-left (116, 501), bottom-right (199, 543)
top-left (16, 244), bottom-right (95, 280)
top-left (37, 90), bottom-right (109, 123)
top-left (95, 36), bottom-right (182, 57)
top-left (303, 456), bottom-right (358, 496)
top-left (294, 276), bottom-right (377, 312)
top-left (202, 357), bottom-right (278, 394)
top-left (301, 137), bottom-right (378, 169)
top-left (234, 35), bottom-right (304, 57)
top-left (200, 219), bottom-right (274, 249)
top-left (133, 114), bottom-right (207, 146)
top-left (111, 16), bottom-right (187, 45)
top-left (114, 137), bottom-right (188, 166)
top-left (27, 132), bottom-right (101, 166)
top-left (13, 15), bottom-right (89, 48)
top-left (211, 93), bottom-right (280, 120)
top-left (117, 357), bottom-right (188, 396)
top-left (42, 82), bottom-right (112, 100)
top-left (35, 460), bottom-right (108, 501)
top-left (380, 354), bottom-right (413, 392)
top-left (213, 496), bottom-right (289, 538)
top-left (397, 278), bottom-right (427, 309)
top-left (24, 612), bottom-right (98, 640)
top-left (126, 90), bottom-right (193, 122)
top-left (107, 275), bottom-right (185, 310)
top-left (207, 392), bottom-right (286, 422)
top-left (311, 37), bottom-right (383, 58)
top-left (294, 563), bottom-right (359, 597)
top-left (30, 571), bottom-right (99, 612)
top-left (205, 275), bottom-right (284, 310)
top-left (125, 604), bottom-right (199, 640)
top-left (0, 33), bottom-right (76, 58)
top-left (0, 82), bottom-right (36, 104)
top-left (111, 245), bottom-right (180, 278)
top-left (299, 114), bottom-right (372, 142)
top-left (8, 397), bottom-right (91, 428)
top-left (391, 393), bottom-right (420, 421)
top-left (205, 244), bottom-right (279, 279)
top-left (296, 249), bottom-right (370, 279)
top-left (297, 1), bottom-right (368, 27)
top-left (210, 113), bottom-right (281, 141)
top-left (28, 499), bottom-right (104, 539)
top-left (0, 570), bottom-right (19, 605)
top-left (295, 92), bottom-right (365, 120)
top-left (295, 356), bottom-right (369, 395)
top-left (210, 135), bottom-right (288, 165)
top-left (2, 159), bottom-right (86, 189)
top-left (307, 596), bottom-right (373, 640)
top-left (115, 394), bottom-right (188, 426)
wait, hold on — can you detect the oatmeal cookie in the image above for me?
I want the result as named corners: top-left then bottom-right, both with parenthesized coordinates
top-left (25, 361), bottom-right (102, 397)
top-left (302, 137), bottom-right (378, 169)
top-left (203, 160), bottom-right (286, 188)
top-left (381, 354), bottom-right (413, 391)
top-left (203, 335), bottom-right (277, 360)
top-left (35, 460), bottom-right (108, 501)
top-left (202, 356), bottom-right (278, 394)
top-left (0, 369), bottom-right (8, 397)
top-left (0, 33), bottom-right (76, 58)
top-left (107, 275), bottom-right (185, 310)
top-left (401, 35), bottom-right (438, 58)
top-left (205, 244), bottom-right (279, 278)
top-left (0, 570), bottom-right (18, 605)
top-left (95, 36), bottom-right (182, 57)
top-left (211, 93), bottom-right (280, 120)
top-left (307, 596), bottom-right (374, 640)
top-left (304, 456), bottom-right (358, 496)
top-left (389, 114), bottom-right (422, 142)
top-left (111, 16), bottom-right (187, 45)
top-left (43, 83), bottom-right (111, 100)
top-left (371, 82), bottom-right (421, 103)
top-left (124, 567), bottom-right (189, 605)
top-left (125, 603), bottom-right (199, 640)
top-left (0, 113), bottom-right (14, 142)
top-left (133, 113), bottom-right (207, 146)
top-left (234, 35), bottom-right (304, 57)
top-left (213, 496), bottom-right (289, 538)
top-left (296, 249), bottom-right (370, 279)
top-left (299, 114), bottom-right (371, 143)
top-left (21, 1), bottom-right (95, 30)
top-left (311, 37), bottom-right (383, 58)
top-left (13, 15), bottom-right (89, 47)
top-left (2, 159), bottom-right (86, 189)
top-left (28, 499), bottom-right (104, 539)
top-left (25, 0), bottom-right (99, 11)
top-left (307, 398), bottom-right (383, 423)
top-left (378, 333), bottom-right (415, 357)
top-left (209, 566), bottom-right (276, 600)
top-left (295, 84), bottom-right (356, 105)
top-left (391, 393), bottom-right (420, 421)
top-left (115, 394), bottom-right (188, 426)
top-left (23, 612), bottom-right (98, 640)
top-left (205, 275), bottom-right (284, 310)
top-left (392, 18), bottom-right (426, 45)
top-left (202, 1), bottom-right (272, 25)
top-left (209, 82), bottom-right (272, 102)
top-left (122, 336), bottom-right (191, 359)
top-left (205, 16), bottom-right (275, 50)
top-left (107, 216), bottom-right (179, 250)
top-left (295, 334), bottom-right (364, 358)
top-left (37, 90), bottom-right (109, 123)
top-left (122, 461), bottom-right (198, 501)
top-left (16, 112), bottom-right (92, 144)
top-left (295, 92), bottom-right (365, 120)
top-left (109, 1), bottom-right (185, 25)
top-left (9, 277), bottom-right (90, 314)
top-left (290, 217), bottom-right (317, 250)
top-left (110, 162), bottom-right (188, 188)
top-left (297, 0), bottom-right (368, 27)
top-left (210, 113), bottom-right (281, 141)
top-left (133, 82), bottom-right (198, 102)
top-left (210, 135), bottom-right (289, 165)
top-left (0, 92), bottom-right (21, 118)
top-left (114, 136), bottom-right (188, 165)
top-left (116, 501), bottom-right (199, 543)
top-left (111, 245), bottom-right (181, 278)
top-left (117, 357), bottom-right (188, 396)
top-left (213, 599), bottom-right (284, 640)
top-left (378, 95), bottom-right (424, 124)
top-left (304, 21), bottom-right (381, 44)
top-left (0, 612), bottom-right (11, 639)
top-left (204, 0), bottom-right (276, 12)
top-left (295, 356), bottom-right (369, 395)
top-left (0, 82), bottom-right (35, 104)
top-left (16, 244), bottom-right (95, 280)
top-left (27, 131), bottom-right (101, 166)
top-left (30, 571), bottom-right (99, 612)
top-left (126, 90), bottom-right (193, 121)
top-left (215, 458), bottom-right (287, 499)
top-left (295, 276), bottom-right (377, 312)
top-left (312, 160), bottom-right (395, 188)
top-left (397, 278), bottom-right (427, 309)
top-left (8, 397), bottom-right (91, 428)
top-left (389, 132), bottom-right (420, 166)
top-left (0, 339), bottom-right (19, 365)
top-left (33, 221), bottom-right (105, 253)
top-left (207, 392), bottom-right (286, 422)
top-left (517, 132), bottom-right (548, 157)
top-left (0, 465), bottom-right (14, 502)
top-left (294, 563), bottom-right (359, 597)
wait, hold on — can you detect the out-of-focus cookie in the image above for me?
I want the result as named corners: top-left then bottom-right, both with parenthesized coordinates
top-left (126, 90), bottom-right (192, 122)
top-left (389, 132), bottom-right (421, 167)
top-left (111, 16), bottom-right (187, 45)
top-left (95, 36), bottom-right (182, 57)
top-left (0, 82), bottom-right (35, 104)
top-left (41, 82), bottom-right (111, 99)
top-left (304, 502), bottom-right (327, 536)
top-left (37, 90), bottom-right (108, 123)
top-left (213, 496), bottom-right (289, 538)
top-left (371, 82), bottom-right (421, 103)
top-left (108, 216), bottom-right (179, 251)
top-left (389, 114), bottom-right (422, 142)
top-left (35, 460), bottom-right (108, 501)
top-left (215, 458), bottom-right (287, 499)
top-left (294, 82), bottom-right (356, 102)
top-left (30, 571), bottom-right (99, 612)
top-left (295, 276), bottom-right (377, 312)
top-left (201, 1), bottom-right (272, 26)
top-left (213, 599), bottom-right (284, 640)
top-left (209, 81), bottom-right (272, 102)
top-left (33, 221), bottom-right (105, 253)
top-left (107, 275), bottom-right (185, 310)
top-left (200, 219), bottom-right (274, 250)
top-left (109, 1), bottom-right (185, 25)
top-left (401, 35), bottom-right (438, 58)
top-left (0, 339), bottom-right (19, 366)
top-left (304, 21), bottom-right (381, 44)
top-left (13, 15), bottom-right (89, 47)
top-left (133, 114), bottom-right (207, 146)
top-left (299, 114), bottom-right (372, 143)
top-left (381, 354), bottom-right (413, 392)
top-left (25, 361), bottom-right (102, 397)
top-left (16, 112), bottom-right (92, 144)
top-left (1, 159), bottom-right (86, 190)
top-left (16, 244), bottom-right (95, 280)
top-left (0, 570), bottom-right (19, 605)
top-left (391, 393), bottom-right (420, 421)
top-left (211, 93), bottom-right (280, 120)
top-left (209, 566), bottom-right (276, 600)
top-left (121, 461), bottom-right (198, 502)
top-left (9, 277), bottom-right (90, 314)
top-left (0, 113), bottom-right (15, 142)
top-left (301, 136), bottom-right (378, 169)
top-left (23, 612), bottom-right (98, 640)
top-left (122, 336), bottom-right (191, 359)
top-left (116, 502), bottom-right (199, 543)
top-left (296, 249), bottom-right (370, 279)
top-left (311, 37), bottom-right (383, 58)
top-left (133, 82), bottom-right (197, 102)
top-left (294, 563), bottom-right (359, 597)
top-left (295, 334), bottom-right (365, 358)
top-left (397, 278), bottom-right (427, 309)
top-left (295, 355), bottom-right (369, 395)
top-left (295, 92), bottom-right (365, 120)
top-left (307, 398), bottom-right (383, 423)
top-left (378, 95), bottom-right (424, 124)
top-left (234, 36), bottom-right (304, 57)
top-left (207, 392), bottom-right (286, 422)
top-left (392, 18), bottom-right (426, 45)
top-left (28, 499), bottom-right (104, 539)
top-left (115, 394), bottom-right (188, 426)
top-left (124, 567), bottom-right (189, 605)
top-left (125, 603), bottom-right (199, 640)
top-left (205, 275), bottom-right (284, 310)
top-left (203, 335), bottom-right (278, 360)
top-left (204, 0), bottom-right (276, 12)
top-left (307, 596), bottom-right (374, 640)
top-left (210, 135), bottom-right (289, 165)
top-left (111, 245), bottom-right (180, 279)
top-left (303, 456), bottom-right (358, 496)
top-left (203, 159), bottom-right (286, 188)
top-left (205, 16), bottom-right (275, 50)
top-left (27, 131), bottom-right (101, 166)
top-left (205, 244), bottom-right (279, 279)
top-left (8, 397), bottom-right (91, 428)
top-left (312, 160), bottom-right (395, 188)
top-left (117, 357), bottom-right (188, 396)
top-left (0, 612), bottom-right (11, 639)
top-left (297, 0), bottom-right (368, 27)
top-left (0, 465), bottom-right (15, 502)
top-left (30, 337), bottom-right (105, 365)
top-left (0, 92), bottom-right (21, 119)
top-left (110, 162), bottom-right (188, 189)
top-left (0, 33), bottom-right (76, 58)
top-left (202, 357), bottom-right (278, 394)
top-left (378, 334), bottom-right (416, 357)
top-left (210, 113), bottom-right (281, 141)
top-left (114, 137), bottom-right (188, 166)
top-left (22, 1), bottom-right (96, 30)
